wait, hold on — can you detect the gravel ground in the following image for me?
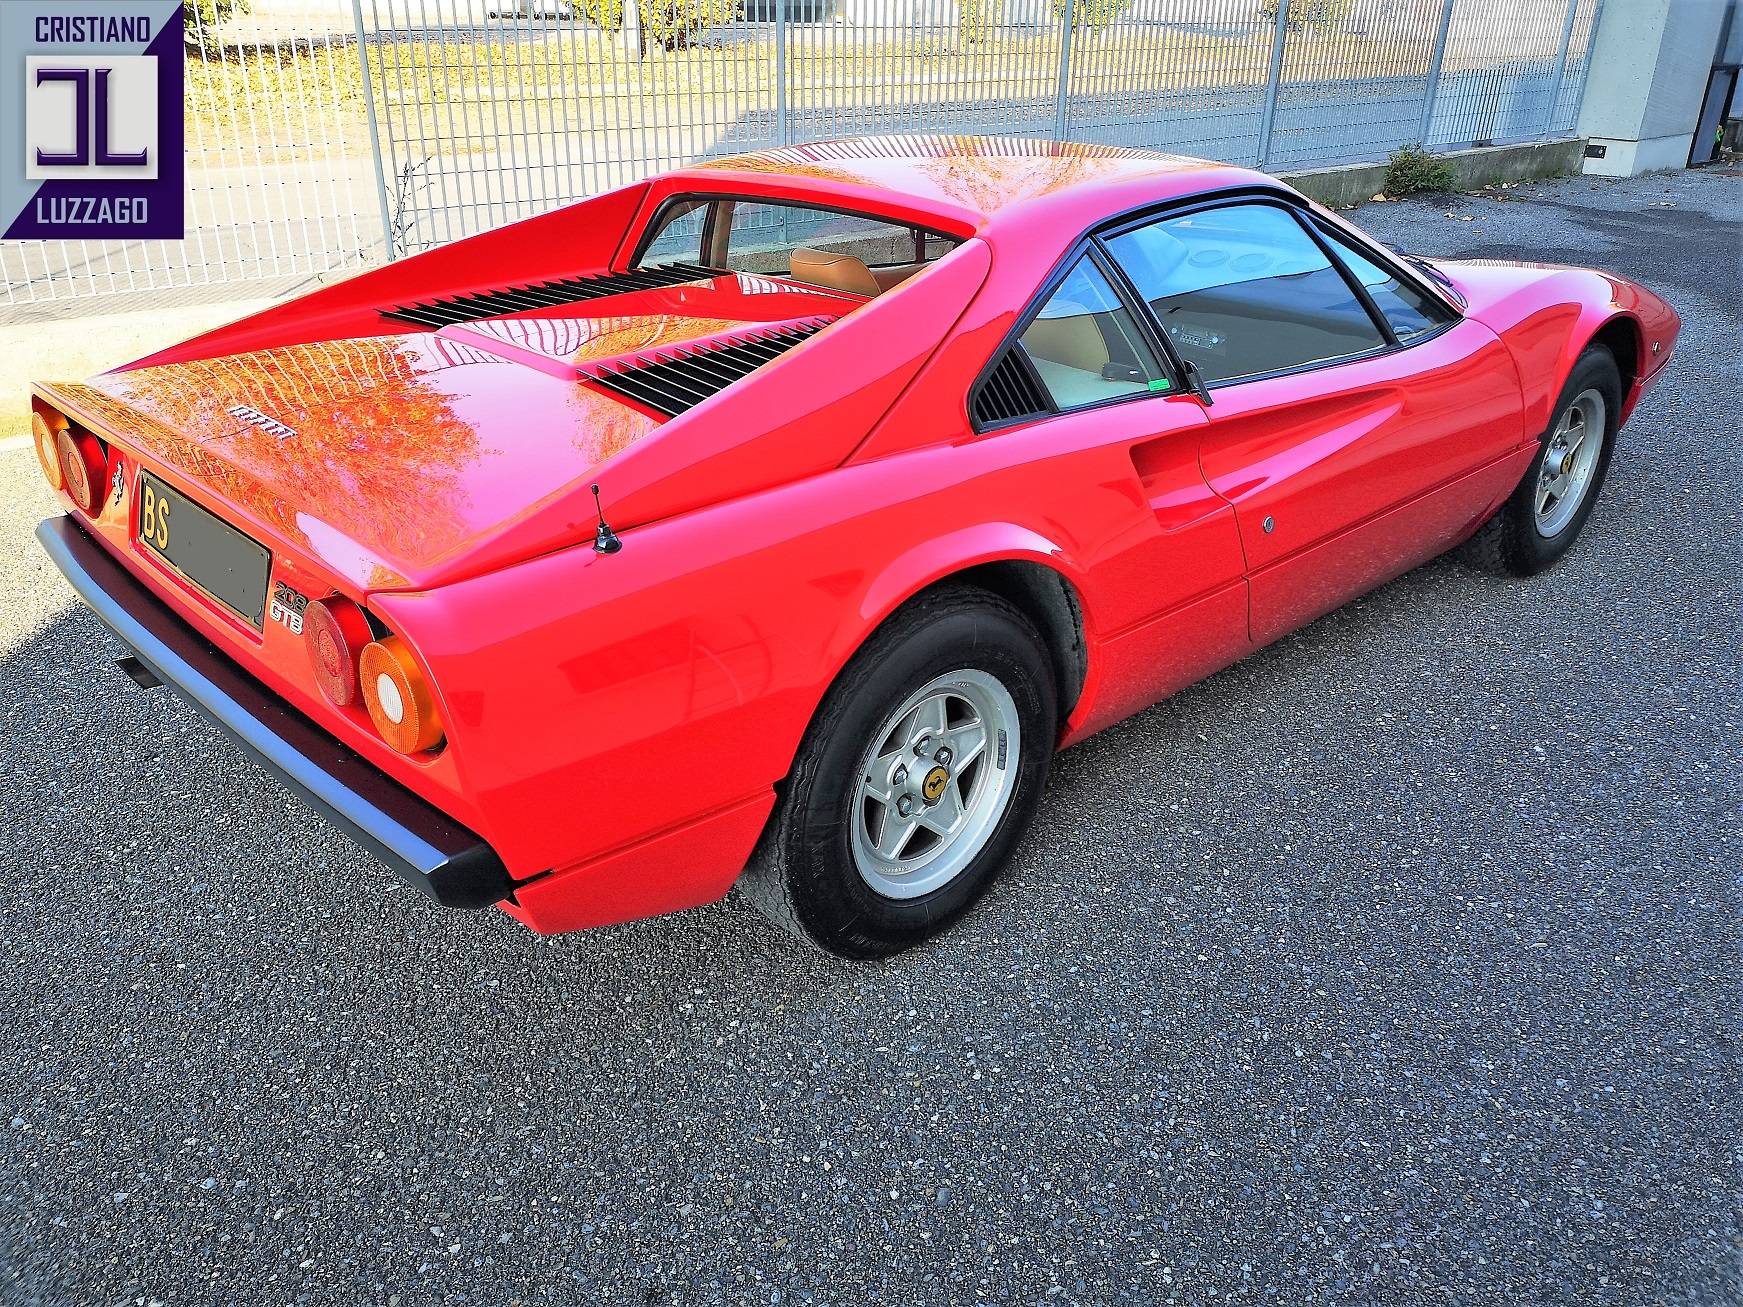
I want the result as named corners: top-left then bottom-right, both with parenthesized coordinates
top-left (0, 167), bottom-right (1738, 1307)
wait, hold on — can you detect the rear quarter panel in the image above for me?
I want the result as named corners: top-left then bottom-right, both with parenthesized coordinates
top-left (374, 396), bottom-right (1234, 910)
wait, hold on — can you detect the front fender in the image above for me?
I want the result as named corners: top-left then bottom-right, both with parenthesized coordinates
top-left (1436, 261), bottom-right (1678, 435)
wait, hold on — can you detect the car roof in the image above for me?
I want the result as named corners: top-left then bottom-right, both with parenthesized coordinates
top-left (660, 134), bottom-right (1281, 239)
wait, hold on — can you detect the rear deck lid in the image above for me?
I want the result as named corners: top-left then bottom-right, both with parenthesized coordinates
top-left (46, 276), bottom-right (850, 591)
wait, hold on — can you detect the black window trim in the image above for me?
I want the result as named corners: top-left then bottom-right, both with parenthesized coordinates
top-left (968, 185), bottom-right (1463, 432)
top-left (1097, 193), bottom-right (1460, 390)
top-left (1305, 213), bottom-right (1459, 344)
top-left (1096, 192), bottom-right (1463, 325)
top-left (630, 190), bottom-right (964, 274)
top-left (967, 242), bottom-right (1187, 433)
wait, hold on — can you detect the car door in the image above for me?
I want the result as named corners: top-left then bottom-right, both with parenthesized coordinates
top-left (969, 248), bottom-right (1252, 735)
top-left (1101, 199), bottom-right (1528, 645)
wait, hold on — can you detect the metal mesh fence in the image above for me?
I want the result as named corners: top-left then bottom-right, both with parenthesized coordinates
top-left (1, 0), bottom-right (1602, 312)
top-left (1, 2), bottom-right (380, 310)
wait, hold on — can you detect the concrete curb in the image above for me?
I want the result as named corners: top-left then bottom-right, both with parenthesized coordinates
top-left (1279, 139), bottom-right (1590, 207)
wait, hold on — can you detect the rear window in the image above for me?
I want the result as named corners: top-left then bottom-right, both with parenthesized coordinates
top-left (636, 196), bottom-right (959, 295)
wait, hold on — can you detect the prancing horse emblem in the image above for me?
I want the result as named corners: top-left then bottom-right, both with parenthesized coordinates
top-left (922, 766), bottom-right (950, 803)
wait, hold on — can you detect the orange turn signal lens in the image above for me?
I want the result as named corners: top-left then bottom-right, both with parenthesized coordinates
top-left (359, 636), bottom-right (444, 754)
top-left (303, 597), bottom-right (372, 707)
top-left (56, 425), bottom-right (108, 516)
top-left (31, 410), bottom-right (67, 492)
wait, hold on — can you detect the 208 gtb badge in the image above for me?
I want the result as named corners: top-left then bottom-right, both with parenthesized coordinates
top-left (226, 404), bottom-right (296, 440)
top-left (268, 581), bottom-right (308, 634)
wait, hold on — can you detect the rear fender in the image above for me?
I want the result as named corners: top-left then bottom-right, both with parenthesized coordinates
top-left (854, 523), bottom-right (1092, 651)
top-left (372, 472), bottom-right (1095, 877)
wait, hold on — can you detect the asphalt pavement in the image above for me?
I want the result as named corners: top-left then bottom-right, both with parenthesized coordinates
top-left (0, 166), bottom-right (1738, 1306)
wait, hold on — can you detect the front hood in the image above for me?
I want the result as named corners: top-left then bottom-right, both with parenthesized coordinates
top-left (44, 329), bottom-right (671, 593)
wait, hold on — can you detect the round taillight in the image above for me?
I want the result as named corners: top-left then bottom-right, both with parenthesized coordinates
top-left (360, 636), bottom-right (444, 754)
top-left (56, 426), bottom-right (108, 516)
top-left (32, 411), bottom-right (67, 492)
top-left (303, 597), bottom-right (372, 707)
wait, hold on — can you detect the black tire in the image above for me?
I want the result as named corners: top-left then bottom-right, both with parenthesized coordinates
top-left (740, 584), bottom-right (1056, 959)
top-left (1458, 345), bottom-right (1623, 576)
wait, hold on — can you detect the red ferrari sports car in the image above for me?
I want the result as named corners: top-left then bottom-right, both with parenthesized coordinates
top-left (32, 137), bottom-right (1677, 957)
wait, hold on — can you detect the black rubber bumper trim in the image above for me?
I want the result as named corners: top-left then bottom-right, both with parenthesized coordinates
top-left (36, 516), bottom-right (514, 910)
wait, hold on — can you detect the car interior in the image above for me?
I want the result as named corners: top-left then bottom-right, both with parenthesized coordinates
top-left (636, 196), bottom-right (957, 298)
top-left (1016, 258), bottom-right (1165, 409)
top-left (1106, 208), bottom-right (1388, 384)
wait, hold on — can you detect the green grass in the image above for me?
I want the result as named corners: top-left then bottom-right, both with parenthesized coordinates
top-left (183, 22), bottom-right (1423, 159)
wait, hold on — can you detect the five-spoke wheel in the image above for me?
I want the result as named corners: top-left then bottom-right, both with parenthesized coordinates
top-left (850, 670), bottom-right (1021, 901)
top-left (1459, 344), bottom-right (1621, 576)
top-left (740, 585), bottom-right (1055, 959)
top-left (1534, 388), bottom-right (1606, 538)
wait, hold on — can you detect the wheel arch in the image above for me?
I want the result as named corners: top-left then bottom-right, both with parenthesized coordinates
top-left (842, 526), bottom-right (1094, 730)
top-left (1587, 313), bottom-right (1641, 403)
top-left (922, 558), bottom-right (1089, 720)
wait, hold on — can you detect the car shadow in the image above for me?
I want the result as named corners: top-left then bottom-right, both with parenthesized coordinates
top-left (0, 539), bottom-right (1552, 1028)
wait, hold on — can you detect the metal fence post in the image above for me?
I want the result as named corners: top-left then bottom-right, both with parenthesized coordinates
top-left (1053, 0), bottom-right (1077, 142)
top-left (775, 0), bottom-right (789, 146)
top-left (352, 0), bottom-right (396, 261)
top-left (1255, 0), bottom-right (1290, 169)
top-left (1417, 0), bottom-right (1457, 148)
top-left (1565, 0), bottom-right (1606, 136)
top-left (1542, 0), bottom-right (1582, 137)
top-left (622, 0), bottom-right (644, 60)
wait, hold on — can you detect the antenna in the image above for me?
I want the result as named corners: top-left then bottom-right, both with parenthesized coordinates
top-left (590, 483), bottom-right (623, 555)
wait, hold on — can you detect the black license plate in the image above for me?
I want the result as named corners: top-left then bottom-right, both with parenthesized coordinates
top-left (136, 470), bottom-right (271, 629)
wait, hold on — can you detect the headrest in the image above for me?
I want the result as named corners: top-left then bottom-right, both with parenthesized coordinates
top-left (1023, 301), bottom-right (1109, 373)
top-left (789, 247), bottom-right (882, 297)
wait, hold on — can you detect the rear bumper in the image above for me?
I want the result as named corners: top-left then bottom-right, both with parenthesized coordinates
top-left (35, 516), bottom-right (515, 910)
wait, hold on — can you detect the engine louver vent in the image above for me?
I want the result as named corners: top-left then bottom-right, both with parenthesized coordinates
top-left (383, 262), bottom-right (722, 328)
top-left (585, 320), bottom-right (830, 418)
top-left (971, 348), bottom-right (1051, 428)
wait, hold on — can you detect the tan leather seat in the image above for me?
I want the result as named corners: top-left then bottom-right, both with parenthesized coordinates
top-left (1021, 303), bottom-right (1110, 373)
top-left (790, 247), bottom-right (882, 297)
top-left (871, 262), bottom-right (927, 292)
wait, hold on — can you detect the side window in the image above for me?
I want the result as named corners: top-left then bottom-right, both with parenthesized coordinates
top-left (1105, 203), bottom-right (1385, 385)
top-left (637, 198), bottom-right (710, 265)
top-left (1015, 255), bottom-right (1172, 411)
top-left (1315, 223), bottom-right (1449, 341)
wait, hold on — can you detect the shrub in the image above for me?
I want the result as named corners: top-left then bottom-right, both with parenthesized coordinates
top-left (579, 0), bottom-right (736, 48)
top-left (1257, 0), bottom-right (1353, 32)
top-left (1051, 0), bottom-right (1131, 34)
top-left (958, 0), bottom-right (998, 46)
top-left (184, 0), bottom-right (249, 55)
top-left (578, 0), bottom-right (624, 29)
top-left (641, 0), bottom-right (738, 48)
top-left (1383, 143), bottom-right (1457, 196)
